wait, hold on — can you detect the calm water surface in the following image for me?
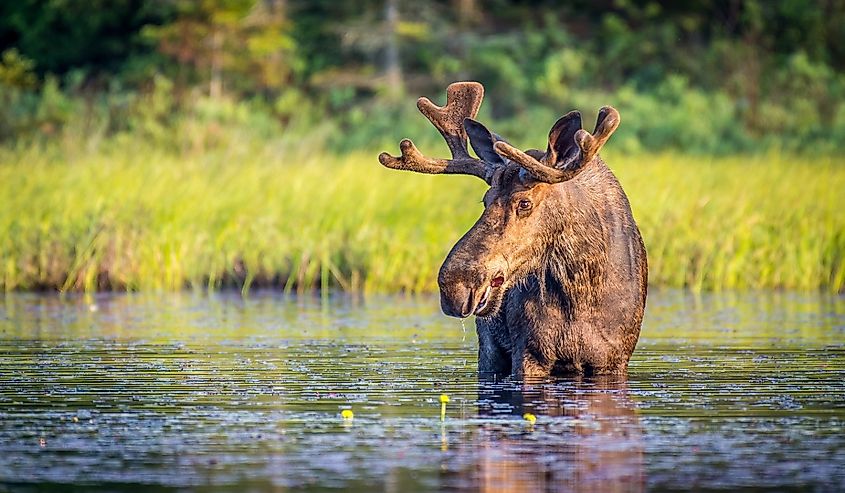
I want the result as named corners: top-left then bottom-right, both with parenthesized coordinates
top-left (1, 290), bottom-right (843, 492)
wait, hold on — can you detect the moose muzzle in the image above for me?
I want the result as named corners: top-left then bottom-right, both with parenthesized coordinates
top-left (438, 271), bottom-right (482, 318)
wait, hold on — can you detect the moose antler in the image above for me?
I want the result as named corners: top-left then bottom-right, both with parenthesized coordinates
top-left (493, 106), bottom-right (621, 184)
top-left (378, 82), bottom-right (493, 182)
top-left (574, 106), bottom-right (620, 164)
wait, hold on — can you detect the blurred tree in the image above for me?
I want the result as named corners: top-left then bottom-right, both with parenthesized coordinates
top-left (1, 0), bottom-right (844, 152)
top-left (0, 48), bottom-right (37, 89)
top-left (0, 0), bottom-right (168, 77)
top-left (143, 0), bottom-right (298, 99)
top-left (384, 0), bottom-right (403, 99)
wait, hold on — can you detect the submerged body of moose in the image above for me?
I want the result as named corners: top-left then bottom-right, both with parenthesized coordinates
top-left (379, 82), bottom-right (647, 378)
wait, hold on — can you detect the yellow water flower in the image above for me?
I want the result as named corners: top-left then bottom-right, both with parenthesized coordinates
top-left (523, 413), bottom-right (537, 424)
top-left (341, 409), bottom-right (354, 420)
top-left (440, 394), bottom-right (450, 421)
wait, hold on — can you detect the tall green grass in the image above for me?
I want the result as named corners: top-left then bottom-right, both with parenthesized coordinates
top-left (1, 143), bottom-right (843, 293)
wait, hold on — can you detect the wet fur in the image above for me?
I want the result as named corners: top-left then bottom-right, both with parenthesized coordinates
top-left (379, 83), bottom-right (646, 379)
top-left (471, 158), bottom-right (647, 378)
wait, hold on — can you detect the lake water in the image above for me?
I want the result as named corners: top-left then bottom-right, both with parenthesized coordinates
top-left (1, 290), bottom-right (843, 492)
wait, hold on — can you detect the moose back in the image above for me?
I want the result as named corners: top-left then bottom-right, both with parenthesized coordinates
top-left (379, 82), bottom-right (647, 378)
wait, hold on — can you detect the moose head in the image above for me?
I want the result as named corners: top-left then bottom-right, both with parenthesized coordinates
top-left (379, 82), bottom-right (621, 320)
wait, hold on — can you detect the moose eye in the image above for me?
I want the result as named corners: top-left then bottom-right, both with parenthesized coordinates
top-left (517, 199), bottom-right (533, 213)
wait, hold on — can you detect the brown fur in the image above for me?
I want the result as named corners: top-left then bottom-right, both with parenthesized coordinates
top-left (379, 82), bottom-right (648, 378)
top-left (450, 159), bottom-right (648, 377)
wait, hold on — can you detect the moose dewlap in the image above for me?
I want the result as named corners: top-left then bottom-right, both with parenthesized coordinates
top-left (378, 82), bottom-right (648, 378)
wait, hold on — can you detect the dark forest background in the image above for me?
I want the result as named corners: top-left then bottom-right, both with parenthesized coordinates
top-left (1, 0), bottom-right (844, 154)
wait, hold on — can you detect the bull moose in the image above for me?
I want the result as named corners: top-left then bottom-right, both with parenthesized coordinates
top-left (378, 82), bottom-right (647, 378)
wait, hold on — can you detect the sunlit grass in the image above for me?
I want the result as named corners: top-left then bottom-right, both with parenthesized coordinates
top-left (0, 143), bottom-right (842, 293)
top-left (615, 153), bottom-right (845, 292)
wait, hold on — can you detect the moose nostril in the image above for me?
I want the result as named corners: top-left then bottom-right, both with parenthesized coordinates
top-left (460, 288), bottom-right (475, 318)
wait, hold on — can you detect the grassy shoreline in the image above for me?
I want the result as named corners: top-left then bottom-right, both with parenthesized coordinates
top-left (1, 145), bottom-right (843, 293)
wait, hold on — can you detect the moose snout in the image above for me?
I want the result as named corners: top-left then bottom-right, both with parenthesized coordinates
top-left (438, 261), bottom-right (485, 318)
top-left (439, 281), bottom-right (475, 318)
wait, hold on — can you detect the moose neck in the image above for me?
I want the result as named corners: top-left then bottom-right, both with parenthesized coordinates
top-left (538, 180), bottom-right (609, 320)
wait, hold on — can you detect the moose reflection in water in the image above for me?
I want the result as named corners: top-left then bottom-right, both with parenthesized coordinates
top-left (441, 377), bottom-right (644, 492)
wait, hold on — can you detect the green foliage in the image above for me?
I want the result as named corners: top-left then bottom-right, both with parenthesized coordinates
top-left (0, 0), bottom-right (168, 75)
top-left (0, 1), bottom-right (843, 294)
top-left (1, 1), bottom-right (845, 153)
top-left (141, 0), bottom-right (300, 95)
top-left (0, 48), bottom-right (36, 89)
top-left (0, 138), bottom-right (843, 293)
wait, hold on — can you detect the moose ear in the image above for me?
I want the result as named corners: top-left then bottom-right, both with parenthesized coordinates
top-left (464, 118), bottom-right (505, 166)
top-left (546, 110), bottom-right (582, 169)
